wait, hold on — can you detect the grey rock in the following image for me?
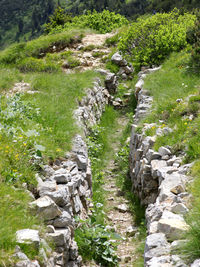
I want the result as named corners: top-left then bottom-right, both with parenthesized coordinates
top-left (12, 252), bottom-right (29, 261)
top-left (30, 196), bottom-right (62, 220)
top-left (126, 226), bottom-right (138, 236)
top-left (46, 225), bottom-right (55, 233)
top-left (171, 203), bottom-right (189, 215)
top-left (158, 146), bottom-right (172, 156)
top-left (145, 247), bottom-right (170, 262)
top-left (157, 211), bottom-right (189, 241)
top-left (191, 259), bottom-right (200, 267)
top-left (69, 241), bottom-right (79, 260)
top-left (145, 233), bottom-right (169, 251)
top-left (53, 211), bottom-right (73, 228)
top-left (116, 204), bottom-right (128, 213)
top-left (48, 229), bottom-right (71, 247)
top-left (171, 255), bottom-right (187, 267)
top-left (15, 260), bottom-right (40, 267)
top-left (16, 229), bottom-right (40, 249)
top-left (111, 52), bottom-right (127, 66)
top-left (43, 185), bottom-right (70, 207)
top-left (146, 256), bottom-right (171, 267)
top-left (54, 168), bottom-right (72, 184)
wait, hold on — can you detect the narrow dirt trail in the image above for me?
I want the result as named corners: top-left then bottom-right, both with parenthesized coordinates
top-left (71, 33), bottom-right (138, 266)
top-left (63, 32), bottom-right (114, 73)
top-left (103, 116), bottom-right (137, 267)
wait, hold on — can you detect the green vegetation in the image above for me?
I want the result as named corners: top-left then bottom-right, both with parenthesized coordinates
top-left (118, 10), bottom-right (196, 70)
top-left (0, 184), bottom-right (43, 265)
top-left (187, 12), bottom-right (200, 72)
top-left (48, 10), bottom-right (128, 34)
top-left (0, 28), bottom-right (84, 66)
top-left (0, 24), bottom-right (101, 263)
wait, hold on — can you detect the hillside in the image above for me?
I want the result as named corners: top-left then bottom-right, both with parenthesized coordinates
top-left (1, 0), bottom-right (200, 49)
top-left (0, 8), bottom-right (200, 267)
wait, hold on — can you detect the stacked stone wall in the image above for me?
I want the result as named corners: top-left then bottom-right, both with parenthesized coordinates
top-left (129, 68), bottom-right (194, 266)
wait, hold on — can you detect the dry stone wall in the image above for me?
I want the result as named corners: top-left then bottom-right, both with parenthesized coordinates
top-left (15, 78), bottom-right (110, 267)
top-left (129, 68), bottom-right (196, 266)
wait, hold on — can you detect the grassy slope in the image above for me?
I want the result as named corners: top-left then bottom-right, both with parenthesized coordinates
top-left (136, 50), bottom-right (200, 262)
top-left (0, 28), bottom-right (99, 265)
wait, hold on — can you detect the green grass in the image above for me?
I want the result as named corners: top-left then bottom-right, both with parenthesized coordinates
top-left (0, 63), bottom-right (99, 264)
top-left (0, 183), bottom-right (43, 266)
top-left (0, 67), bottom-right (23, 92)
top-left (0, 28), bottom-right (88, 65)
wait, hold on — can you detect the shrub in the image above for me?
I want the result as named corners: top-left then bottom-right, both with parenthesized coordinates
top-left (50, 10), bottom-right (128, 34)
top-left (118, 9), bottom-right (196, 70)
top-left (45, 7), bottom-right (72, 34)
top-left (187, 12), bottom-right (200, 72)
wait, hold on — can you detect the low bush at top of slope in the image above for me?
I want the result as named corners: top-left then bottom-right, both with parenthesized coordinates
top-left (118, 9), bottom-right (196, 70)
top-left (48, 10), bottom-right (128, 34)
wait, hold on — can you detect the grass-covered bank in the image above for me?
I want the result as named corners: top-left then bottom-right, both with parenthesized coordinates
top-left (0, 69), bottom-right (99, 264)
top-left (0, 26), bottom-right (100, 263)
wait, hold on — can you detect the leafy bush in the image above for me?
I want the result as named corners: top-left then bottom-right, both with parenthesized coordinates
top-left (187, 12), bottom-right (200, 72)
top-left (118, 9), bottom-right (196, 70)
top-left (45, 7), bottom-right (72, 34)
top-left (50, 10), bottom-right (128, 34)
top-left (75, 215), bottom-right (119, 266)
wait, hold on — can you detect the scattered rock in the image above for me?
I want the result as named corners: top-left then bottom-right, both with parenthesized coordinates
top-left (116, 204), bottom-right (128, 213)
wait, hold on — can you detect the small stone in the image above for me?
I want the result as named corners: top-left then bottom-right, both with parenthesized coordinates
top-left (126, 226), bottom-right (138, 236)
top-left (121, 255), bottom-right (131, 263)
top-left (116, 204), bottom-right (128, 213)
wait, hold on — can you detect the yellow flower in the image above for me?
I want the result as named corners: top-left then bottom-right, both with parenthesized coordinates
top-left (56, 148), bottom-right (61, 152)
top-left (23, 143), bottom-right (27, 146)
top-left (184, 122), bottom-right (187, 125)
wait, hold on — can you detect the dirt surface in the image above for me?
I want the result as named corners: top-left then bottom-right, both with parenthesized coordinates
top-left (63, 32), bottom-right (114, 73)
top-left (82, 33), bottom-right (114, 47)
top-left (102, 116), bottom-right (137, 267)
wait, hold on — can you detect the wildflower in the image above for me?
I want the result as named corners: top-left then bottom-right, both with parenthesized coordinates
top-left (184, 122), bottom-right (187, 125)
top-left (56, 148), bottom-right (61, 152)
top-left (23, 143), bottom-right (27, 146)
